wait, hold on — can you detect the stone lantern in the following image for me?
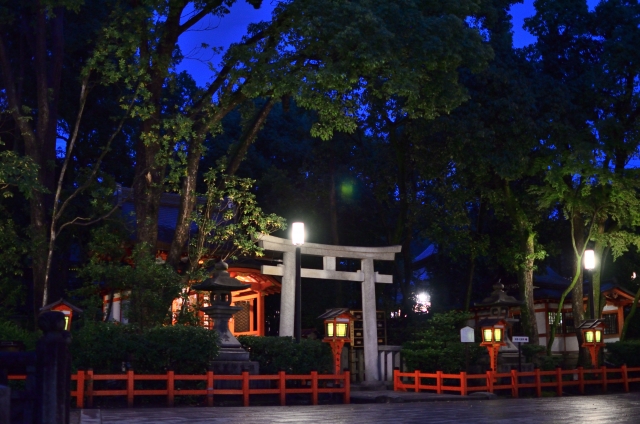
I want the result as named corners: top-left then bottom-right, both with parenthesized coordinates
top-left (192, 261), bottom-right (251, 362)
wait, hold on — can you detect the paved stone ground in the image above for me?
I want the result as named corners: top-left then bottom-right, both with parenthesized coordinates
top-left (74, 392), bottom-right (640, 423)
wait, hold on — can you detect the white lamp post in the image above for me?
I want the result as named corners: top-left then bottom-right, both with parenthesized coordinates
top-left (292, 222), bottom-right (304, 342)
top-left (584, 249), bottom-right (596, 319)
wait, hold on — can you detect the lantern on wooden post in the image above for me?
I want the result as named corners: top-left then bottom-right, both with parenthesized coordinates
top-left (577, 319), bottom-right (605, 367)
top-left (474, 281), bottom-right (522, 374)
top-left (318, 308), bottom-right (354, 375)
top-left (40, 298), bottom-right (82, 331)
top-left (479, 319), bottom-right (507, 373)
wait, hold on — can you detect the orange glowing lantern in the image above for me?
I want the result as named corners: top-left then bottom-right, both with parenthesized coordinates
top-left (577, 319), bottom-right (605, 367)
top-left (479, 319), bottom-right (508, 373)
top-left (318, 308), bottom-right (354, 376)
top-left (40, 298), bottom-right (83, 331)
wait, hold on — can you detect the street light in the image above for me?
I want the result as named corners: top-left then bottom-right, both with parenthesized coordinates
top-left (292, 222), bottom-right (304, 343)
top-left (584, 249), bottom-right (596, 319)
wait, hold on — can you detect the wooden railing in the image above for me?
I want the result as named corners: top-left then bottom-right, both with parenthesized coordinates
top-left (8, 369), bottom-right (350, 408)
top-left (394, 365), bottom-right (640, 397)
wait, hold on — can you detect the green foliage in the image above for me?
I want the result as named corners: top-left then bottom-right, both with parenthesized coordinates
top-left (71, 321), bottom-right (219, 374)
top-left (238, 336), bottom-right (332, 375)
top-left (188, 167), bottom-right (286, 277)
top-left (0, 319), bottom-right (40, 350)
top-left (605, 341), bottom-right (640, 368)
top-left (521, 343), bottom-right (545, 363)
top-left (76, 230), bottom-right (182, 328)
top-left (0, 219), bottom-right (28, 318)
top-left (401, 311), bottom-right (483, 373)
top-left (0, 149), bottom-right (44, 198)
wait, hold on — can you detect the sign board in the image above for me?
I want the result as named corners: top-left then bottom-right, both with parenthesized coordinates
top-left (460, 326), bottom-right (475, 343)
top-left (512, 336), bottom-right (529, 343)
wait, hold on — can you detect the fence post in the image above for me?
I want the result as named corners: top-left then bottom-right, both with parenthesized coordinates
top-left (413, 369), bottom-right (420, 392)
top-left (460, 372), bottom-right (467, 396)
top-left (393, 367), bottom-right (400, 391)
top-left (534, 368), bottom-right (541, 397)
top-left (34, 311), bottom-right (72, 424)
top-left (601, 365), bottom-right (607, 393)
top-left (511, 369), bottom-right (518, 398)
top-left (436, 371), bottom-right (442, 394)
top-left (242, 369), bottom-right (250, 407)
top-left (279, 370), bottom-right (286, 406)
top-left (76, 370), bottom-right (85, 409)
top-left (555, 367), bottom-right (562, 397)
top-left (578, 367), bottom-right (584, 395)
top-left (87, 369), bottom-right (94, 408)
top-left (127, 369), bottom-right (134, 407)
top-left (311, 371), bottom-right (318, 405)
top-left (487, 370), bottom-right (493, 394)
top-left (206, 369), bottom-right (214, 407)
top-left (167, 369), bottom-right (174, 407)
top-left (343, 369), bottom-right (350, 404)
top-left (622, 364), bottom-right (629, 393)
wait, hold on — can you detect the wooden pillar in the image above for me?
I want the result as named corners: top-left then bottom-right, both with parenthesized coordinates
top-left (361, 258), bottom-right (379, 382)
top-left (256, 294), bottom-right (264, 336)
top-left (279, 251), bottom-right (296, 337)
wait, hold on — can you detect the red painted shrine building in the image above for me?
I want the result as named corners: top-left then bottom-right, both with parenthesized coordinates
top-left (101, 189), bottom-right (281, 337)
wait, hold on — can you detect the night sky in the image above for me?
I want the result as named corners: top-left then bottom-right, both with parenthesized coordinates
top-left (176, 0), bottom-right (601, 87)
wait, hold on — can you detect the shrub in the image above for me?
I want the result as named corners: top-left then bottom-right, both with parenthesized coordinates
top-left (0, 319), bottom-right (39, 350)
top-left (71, 322), bottom-right (218, 374)
top-left (606, 340), bottom-right (640, 367)
top-left (401, 310), bottom-right (484, 373)
top-left (238, 336), bottom-right (332, 374)
top-left (521, 343), bottom-right (546, 362)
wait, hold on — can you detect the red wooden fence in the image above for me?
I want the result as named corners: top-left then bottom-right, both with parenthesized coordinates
top-left (394, 365), bottom-right (640, 397)
top-left (8, 369), bottom-right (350, 408)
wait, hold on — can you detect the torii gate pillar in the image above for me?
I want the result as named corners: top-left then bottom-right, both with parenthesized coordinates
top-left (258, 235), bottom-right (401, 383)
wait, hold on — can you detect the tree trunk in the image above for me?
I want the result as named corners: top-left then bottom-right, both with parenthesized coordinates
top-left (464, 199), bottom-right (485, 311)
top-left (226, 98), bottom-right (274, 176)
top-left (503, 181), bottom-right (539, 345)
top-left (570, 214), bottom-right (588, 365)
top-left (591, 219), bottom-right (607, 318)
top-left (0, 5), bottom-right (64, 319)
top-left (518, 231), bottom-right (539, 346)
top-left (167, 137), bottom-right (204, 267)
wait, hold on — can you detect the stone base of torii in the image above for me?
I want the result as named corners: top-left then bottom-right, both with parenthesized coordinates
top-left (258, 235), bottom-right (401, 383)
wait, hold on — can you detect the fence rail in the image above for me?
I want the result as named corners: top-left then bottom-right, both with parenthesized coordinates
top-left (8, 369), bottom-right (350, 408)
top-left (394, 365), bottom-right (640, 397)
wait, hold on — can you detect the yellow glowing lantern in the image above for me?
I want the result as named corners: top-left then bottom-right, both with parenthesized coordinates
top-left (327, 322), bottom-right (334, 337)
top-left (483, 328), bottom-right (493, 342)
top-left (585, 330), bottom-right (594, 343)
top-left (336, 323), bottom-right (348, 337)
top-left (494, 328), bottom-right (503, 342)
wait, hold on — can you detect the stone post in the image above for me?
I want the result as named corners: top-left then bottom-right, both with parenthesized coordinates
top-left (279, 250), bottom-right (296, 337)
top-left (0, 385), bottom-right (9, 424)
top-left (35, 311), bottom-right (71, 424)
top-left (361, 258), bottom-right (380, 384)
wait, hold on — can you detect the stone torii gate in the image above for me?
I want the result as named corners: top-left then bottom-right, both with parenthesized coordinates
top-left (258, 235), bottom-right (401, 383)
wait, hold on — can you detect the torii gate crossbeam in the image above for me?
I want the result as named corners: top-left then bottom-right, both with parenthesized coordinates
top-left (258, 235), bottom-right (401, 383)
